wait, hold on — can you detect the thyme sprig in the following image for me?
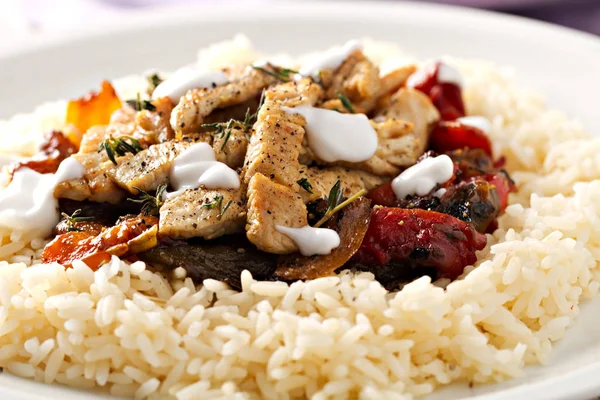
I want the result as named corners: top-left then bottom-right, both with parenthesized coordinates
top-left (129, 184), bottom-right (167, 216)
top-left (296, 178), bottom-right (313, 194)
top-left (61, 209), bottom-right (94, 232)
top-left (98, 135), bottom-right (143, 165)
top-left (313, 180), bottom-right (366, 228)
top-left (146, 73), bottom-right (164, 94)
top-left (336, 91), bottom-right (355, 113)
top-left (126, 92), bottom-right (156, 112)
top-left (252, 65), bottom-right (299, 82)
top-left (202, 90), bottom-right (264, 149)
top-left (203, 195), bottom-right (232, 220)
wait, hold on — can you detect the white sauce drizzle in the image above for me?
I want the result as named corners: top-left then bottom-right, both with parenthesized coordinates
top-left (167, 142), bottom-right (240, 199)
top-left (392, 155), bottom-right (454, 199)
top-left (456, 116), bottom-right (492, 134)
top-left (0, 157), bottom-right (85, 236)
top-left (296, 40), bottom-right (363, 80)
top-left (276, 225), bottom-right (340, 256)
top-left (152, 68), bottom-right (228, 102)
top-left (282, 106), bottom-right (377, 163)
top-left (437, 62), bottom-right (464, 88)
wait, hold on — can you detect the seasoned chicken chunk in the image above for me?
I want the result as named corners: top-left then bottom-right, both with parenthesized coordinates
top-left (376, 88), bottom-right (440, 155)
top-left (108, 140), bottom-right (190, 194)
top-left (212, 127), bottom-right (248, 169)
top-left (171, 66), bottom-right (275, 136)
top-left (246, 173), bottom-right (306, 254)
top-left (55, 152), bottom-right (126, 204)
top-left (322, 50), bottom-right (381, 113)
top-left (135, 96), bottom-right (175, 143)
top-left (243, 78), bottom-right (322, 187)
top-left (159, 188), bottom-right (246, 239)
top-left (297, 167), bottom-right (385, 203)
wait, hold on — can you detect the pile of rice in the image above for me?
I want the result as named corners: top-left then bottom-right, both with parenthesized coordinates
top-left (1, 35), bottom-right (600, 399)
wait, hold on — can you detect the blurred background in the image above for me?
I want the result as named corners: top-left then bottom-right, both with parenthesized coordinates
top-left (0, 0), bottom-right (598, 53)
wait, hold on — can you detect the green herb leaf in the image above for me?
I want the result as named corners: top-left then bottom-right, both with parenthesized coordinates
top-left (61, 209), bottom-right (94, 232)
top-left (326, 180), bottom-right (343, 212)
top-left (336, 91), bottom-right (355, 113)
top-left (219, 199), bottom-right (233, 220)
top-left (128, 183), bottom-right (167, 216)
top-left (126, 93), bottom-right (157, 112)
top-left (296, 178), bottom-right (313, 194)
top-left (203, 194), bottom-right (224, 210)
top-left (252, 65), bottom-right (299, 82)
top-left (314, 180), bottom-right (366, 228)
top-left (98, 136), bottom-right (143, 165)
top-left (147, 73), bottom-right (163, 94)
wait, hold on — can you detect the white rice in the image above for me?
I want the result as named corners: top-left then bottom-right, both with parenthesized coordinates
top-left (0, 36), bottom-right (598, 399)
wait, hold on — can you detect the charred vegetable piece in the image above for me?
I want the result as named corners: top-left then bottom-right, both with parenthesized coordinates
top-left (42, 215), bottom-right (158, 269)
top-left (352, 208), bottom-right (486, 281)
top-left (430, 121), bottom-right (493, 157)
top-left (447, 148), bottom-right (494, 180)
top-left (407, 62), bottom-right (466, 121)
top-left (275, 197), bottom-right (372, 281)
top-left (11, 131), bottom-right (77, 176)
top-left (436, 178), bottom-right (500, 233)
top-left (138, 236), bottom-right (277, 290)
top-left (58, 199), bottom-right (143, 225)
top-left (484, 171), bottom-right (515, 212)
top-left (65, 81), bottom-right (122, 147)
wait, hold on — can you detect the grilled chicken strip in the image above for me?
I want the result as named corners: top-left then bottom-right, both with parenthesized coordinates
top-left (159, 187), bottom-right (246, 240)
top-left (297, 167), bottom-right (384, 203)
top-left (55, 123), bottom-right (137, 204)
top-left (55, 152), bottom-right (125, 204)
top-left (243, 78), bottom-right (323, 187)
top-left (171, 66), bottom-right (276, 136)
top-left (108, 140), bottom-right (191, 195)
top-left (246, 173), bottom-right (306, 254)
top-left (212, 127), bottom-right (248, 169)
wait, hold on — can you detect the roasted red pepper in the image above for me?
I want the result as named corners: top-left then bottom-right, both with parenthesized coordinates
top-left (430, 121), bottom-right (493, 157)
top-left (407, 61), bottom-right (466, 121)
top-left (11, 131), bottom-right (77, 176)
top-left (353, 208), bottom-right (487, 280)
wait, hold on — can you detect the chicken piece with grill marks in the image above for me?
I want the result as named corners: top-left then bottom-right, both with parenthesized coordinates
top-left (55, 122), bottom-right (136, 204)
top-left (243, 78), bottom-right (323, 187)
top-left (107, 140), bottom-right (192, 195)
top-left (243, 78), bottom-right (322, 253)
top-left (159, 188), bottom-right (246, 240)
top-left (246, 173), bottom-right (306, 254)
top-left (171, 66), bottom-right (276, 136)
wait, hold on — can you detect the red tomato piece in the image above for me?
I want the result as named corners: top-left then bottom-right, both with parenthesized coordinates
top-left (430, 121), bottom-right (493, 157)
top-left (354, 208), bottom-right (487, 279)
top-left (407, 61), bottom-right (466, 121)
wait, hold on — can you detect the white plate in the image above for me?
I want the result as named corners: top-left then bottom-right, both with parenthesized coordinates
top-left (1, 2), bottom-right (600, 399)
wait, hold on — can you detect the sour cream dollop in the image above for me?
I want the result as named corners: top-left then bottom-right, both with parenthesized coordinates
top-left (437, 63), bottom-right (464, 88)
top-left (167, 142), bottom-right (240, 198)
top-left (152, 68), bottom-right (228, 102)
top-left (276, 225), bottom-right (340, 256)
top-left (0, 157), bottom-right (85, 237)
top-left (392, 154), bottom-right (454, 200)
top-left (296, 40), bottom-right (362, 80)
top-left (456, 116), bottom-right (492, 134)
top-left (282, 106), bottom-right (377, 163)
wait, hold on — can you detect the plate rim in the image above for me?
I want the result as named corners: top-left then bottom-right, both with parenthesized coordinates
top-left (1, 2), bottom-right (600, 399)
top-left (1, 0), bottom-right (599, 61)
